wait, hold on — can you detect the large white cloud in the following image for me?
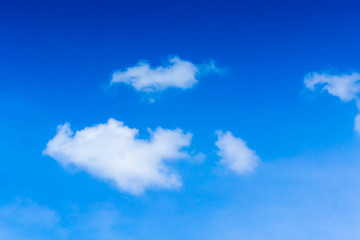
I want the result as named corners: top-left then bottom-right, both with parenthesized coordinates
top-left (111, 56), bottom-right (217, 92)
top-left (215, 131), bottom-right (260, 174)
top-left (43, 118), bottom-right (192, 195)
top-left (304, 72), bottom-right (360, 133)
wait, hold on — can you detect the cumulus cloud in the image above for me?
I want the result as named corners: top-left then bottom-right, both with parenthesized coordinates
top-left (43, 118), bottom-right (192, 195)
top-left (111, 56), bottom-right (218, 92)
top-left (304, 72), bottom-right (360, 102)
top-left (304, 72), bottom-right (360, 133)
top-left (215, 131), bottom-right (260, 174)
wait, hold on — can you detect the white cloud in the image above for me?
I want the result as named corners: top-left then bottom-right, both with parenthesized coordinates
top-left (111, 56), bottom-right (218, 92)
top-left (304, 72), bottom-right (360, 133)
top-left (43, 118), bottom-right (192, 195)
top-left (215, 131), bottom-right (260, 175)
top-left (304, 72), bottom-right (360, 102)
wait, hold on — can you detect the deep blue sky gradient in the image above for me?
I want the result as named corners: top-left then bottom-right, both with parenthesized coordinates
top-left (1, 0), bottom-right (360, 239)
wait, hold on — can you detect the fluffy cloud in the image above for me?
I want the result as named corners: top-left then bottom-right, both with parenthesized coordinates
top-left (304, 72), bottom-right (360, 102)
top-left (43, 118), bottom-right (192, 195)
top-left (111, 56), bottom-right (217, 92)
top-left (304, 72), bottom-right (360, 133)
top-left (215, 131), bottom-right (260, 174)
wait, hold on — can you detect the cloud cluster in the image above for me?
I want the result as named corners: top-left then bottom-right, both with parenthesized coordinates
top-left (43, 118), bottom-right (192, 195)
top-left (111, 56), bottom-right (216, 92)
top-left (215, 131), bottom-right (259, 174)
top-left (43, 56), bottom-right (262, 194)
top-left (304, 72), bottom-right (360, 133)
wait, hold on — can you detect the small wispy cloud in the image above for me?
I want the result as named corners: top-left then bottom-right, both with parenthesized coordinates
top-left (43, 118), bottom-right (192, 195)
top-left (215, 131), bottom-right (260, 175)
top-left (304, 72), bottom-right (360, 102)
top-left (111, 56), bottom-right (219, 93)
top-left (304, 71), bottom-right (360, 133)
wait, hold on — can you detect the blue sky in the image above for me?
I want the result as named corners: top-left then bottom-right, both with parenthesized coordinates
top-left (1, 0), bottom-right (360, 239)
